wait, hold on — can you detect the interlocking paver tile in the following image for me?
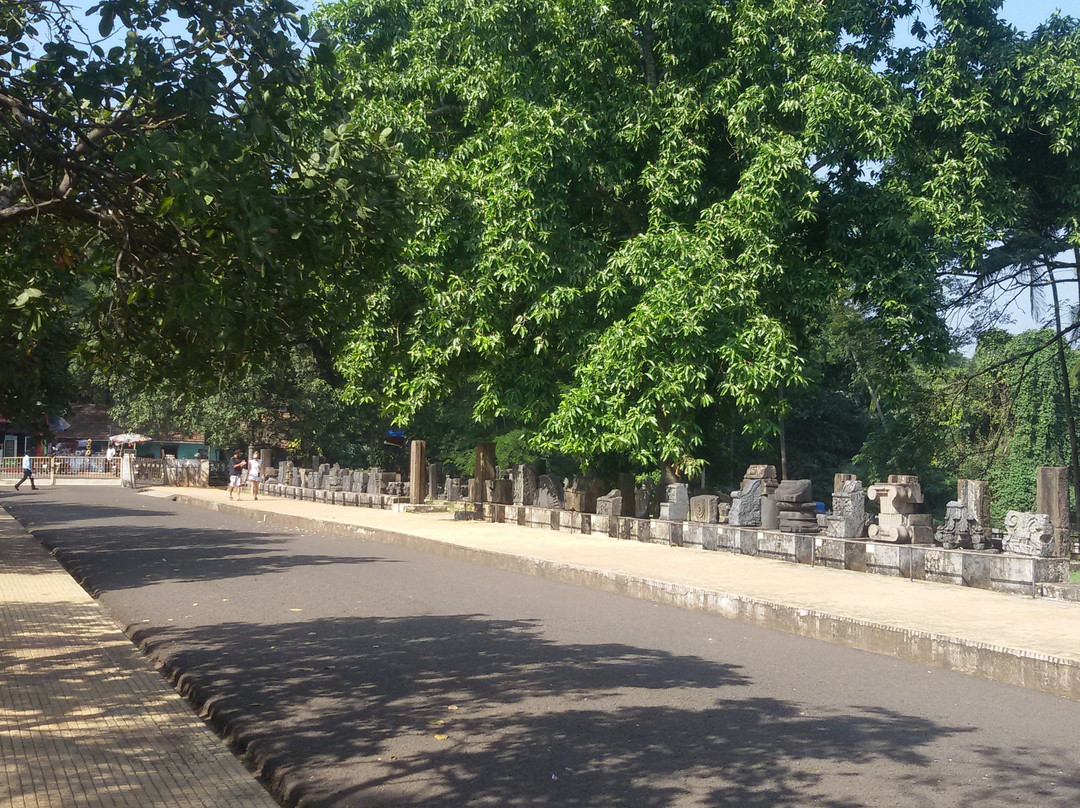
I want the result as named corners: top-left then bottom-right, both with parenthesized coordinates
top-left (0, 512), bottom-right (279, 808)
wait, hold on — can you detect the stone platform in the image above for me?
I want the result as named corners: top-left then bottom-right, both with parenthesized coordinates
top-left (472, 502), bottom-right (1071, 598)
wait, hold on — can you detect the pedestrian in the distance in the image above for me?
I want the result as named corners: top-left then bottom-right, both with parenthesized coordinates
top-left (248, 452), bottom-right (262, 500)
top-left (14, 450), bottom-right (37, 491)
top-left (228, 450), bottom-right (247, 500)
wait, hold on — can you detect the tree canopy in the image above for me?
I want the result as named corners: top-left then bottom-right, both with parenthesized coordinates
top-left (319, 0), bottom-right (968, 476)
top-left (1, 0), bottom-right (403, 424)
top-left (7, 0), bottom-right (1080, 510)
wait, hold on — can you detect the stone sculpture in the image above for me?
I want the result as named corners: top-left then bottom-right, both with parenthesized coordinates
top-left (825, 476), bottom-right (866, 539)
top-left (689, 494), bottom-right (720, 524)
top-left (487, 478), bottom-right (513, 505)
top-left (513, 464), bottom-right (539, 506)
top-left (659, 483), bottom-right (689, 521)
top-left (536, 474), bottom-right (564, 509)
top-left (564, 477), bottom-right (604, 513)
top-left (935, 479), bottom-right (990, 550)
top-left (773, 479), bottom-right (819, 534)
top-left (1036, 466), bottom-right (1069, 556)
top-left (444, 477), bottom-right (466, 502)
top-left (635, 481), bottom-right (654, 519)
top-left (729, 465), bottom-right (778, 527)
top-left (866, 474), bottom-right (933, 544)
top-left (1002, 511), bottom-right (1055, 557)
top-left (596, 490), bottom-right (623, 517)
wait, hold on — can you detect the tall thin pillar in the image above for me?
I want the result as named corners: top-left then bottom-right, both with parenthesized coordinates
top-left (409, 440), bottom-right (426, 505)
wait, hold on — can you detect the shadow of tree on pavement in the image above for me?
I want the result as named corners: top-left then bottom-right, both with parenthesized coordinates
top-left (132, 615), bottom-right (987, 807)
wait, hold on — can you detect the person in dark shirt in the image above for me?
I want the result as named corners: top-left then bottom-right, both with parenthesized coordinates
top-left (228, 450), bottom-right (247, 500)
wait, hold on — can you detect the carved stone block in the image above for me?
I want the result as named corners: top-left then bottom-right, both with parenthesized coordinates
top-left (867, 475), bottom-right (932, 543)
top-left (596, 490), bottom-right (623, 517)
top-left (729, 478), bottom-right (764, 527)
top-left (826, 479), bottom-right (865, 539)
top-left (659, 483), bottom-right (689, 521)
top-left (536, 474), bottom-right (564, 509)
top-left (689, 494), bottom-right (720, 524)
top-left (1003, 511), bottom-right (1055, 557)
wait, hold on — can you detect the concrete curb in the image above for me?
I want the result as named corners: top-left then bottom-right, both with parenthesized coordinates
top-left (174, 494), bottom-right (1080, 701)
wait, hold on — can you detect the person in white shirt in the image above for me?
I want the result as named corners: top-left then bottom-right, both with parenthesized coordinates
top-left (248, 453), bottom-right (262, 500)
top-left (15, 451), bottom-right (37, 491)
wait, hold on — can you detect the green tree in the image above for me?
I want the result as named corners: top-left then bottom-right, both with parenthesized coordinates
top-left (885, 7), bottom-right (1080, 521)
top-left (323, 0), bottom-right (946, 478)
top-left (105, 347), bottom-right (384, 464)
top-left (854, 330), bottom-right (1079, 521)
top-left (962, 330), bottom-right (1073, 520)
top-left (1, 0), bottom-right (403, 427)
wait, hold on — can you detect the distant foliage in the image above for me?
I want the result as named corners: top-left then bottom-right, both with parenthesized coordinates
top-left (975, 332), bottom-right (1071, 519)
top-left (855, 330), bottom-right (1076, 522)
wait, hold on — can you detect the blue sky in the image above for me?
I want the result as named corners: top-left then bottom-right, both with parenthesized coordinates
top-left (1000, 0), bottom-right (1072, 32)
top-left (985, 0), bottom-right (1078, 337)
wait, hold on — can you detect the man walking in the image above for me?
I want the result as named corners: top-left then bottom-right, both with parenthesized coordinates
top-left (14, 449), bottom-right (37, 491)
top-left (228, 450), bottom-right (247, 500)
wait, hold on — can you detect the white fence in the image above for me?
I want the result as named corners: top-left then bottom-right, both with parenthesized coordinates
top-left (1, 455), bottom-right (172, 485)
top-left (1, 455), bottom-right (118, 481)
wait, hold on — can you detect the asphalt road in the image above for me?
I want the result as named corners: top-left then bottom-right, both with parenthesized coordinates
top-left (5, 485), bottom-right (1080, 807)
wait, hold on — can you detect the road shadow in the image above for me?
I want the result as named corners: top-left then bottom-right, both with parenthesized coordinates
top-left (131, 614), bottom-right (983, 808)
top-left (3, 496), bottom-right (395, 593)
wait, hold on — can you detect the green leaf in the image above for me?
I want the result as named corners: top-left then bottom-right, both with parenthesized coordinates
top-left (13, 288), bottom-right (43, 308)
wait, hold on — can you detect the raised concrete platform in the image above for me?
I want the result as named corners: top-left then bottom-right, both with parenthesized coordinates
top-left (262, 482), bottom-right (1072, 598)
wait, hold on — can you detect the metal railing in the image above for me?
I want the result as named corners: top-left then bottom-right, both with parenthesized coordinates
top-left (1, 455), bottom-right (120, 481)
top-left (134, 458), bottom-right (165, 485)
top-left (2, 455), bottom-right (221, 488)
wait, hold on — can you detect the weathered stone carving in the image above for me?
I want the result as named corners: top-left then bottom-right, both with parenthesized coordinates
top-left (729, 466), bottom-right (778, 527)
top-left (635, 481), bottom-right (654, 519)
top-left (328, 462), bottom-right (343, 491)
top-left (444, 477), bottom-right (466, 502)
top-left (564, 477), bottom-right (604, 513)
top-left (1002, 511), bottom-right (1055, 557)
top-left (385, 480), bottom-right (409, 497)
top-left (536, 474), bottom-right (564, 509)
top-left (689, 494), bottom-right (720, 524)
top-left (487, 478), bottom-right (513, 505)
top-left (826, 478), bottom-right (866, 539)
top-left (474, 442), bottom-right (496, 503)
top-left (659, 483), bottom-right (689, 521)
top-left (774, 479), bottom-right (819, 534)
top-left (1036, 466), bottom-right (1069, 556)
top-left (596, 490), bottom-right (623, 517)
top-left (513, 464), bottom-right (538, 506)
top-left (935, 479), bottom-right (990, 550)
top-left (729, 478), bottom-right (764, 526)
top-left (867, 474), bottom-right (933, 544)
top-left (427, 463), bottom-right (442, 501)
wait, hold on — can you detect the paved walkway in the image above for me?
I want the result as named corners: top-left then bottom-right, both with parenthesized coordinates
top-left (0, 510), bottom-right (280, 808)
top-left (5, 484), bottom-right (1080, 806)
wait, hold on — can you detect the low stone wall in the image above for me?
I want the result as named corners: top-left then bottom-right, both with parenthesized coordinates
top-left (476, 502), bottom-right (1071, 597)
top-left (258, 482), bottom-right (1070, 598)
top-left (262, 482), bottom-right (405, 510)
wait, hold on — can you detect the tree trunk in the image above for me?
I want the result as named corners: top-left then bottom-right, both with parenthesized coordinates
top-left (778, 381), bottom-right (788, 480)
